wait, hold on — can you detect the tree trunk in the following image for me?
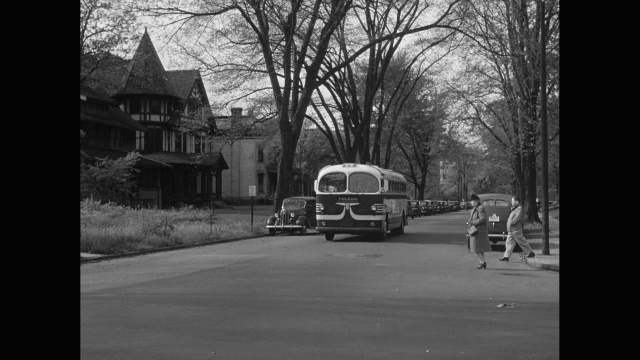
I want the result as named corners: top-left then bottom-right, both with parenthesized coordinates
top-left (273, 134), bottom-right (296, 213)
top-left (524, 150), bottom-right (541, 223)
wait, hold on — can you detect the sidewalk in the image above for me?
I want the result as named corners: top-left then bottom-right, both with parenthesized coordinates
top-left (521, 211), bottom-right (559, 272)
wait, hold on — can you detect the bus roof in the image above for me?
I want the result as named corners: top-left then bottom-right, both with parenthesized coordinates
top-left (317, 163), bottom-right (406, 182)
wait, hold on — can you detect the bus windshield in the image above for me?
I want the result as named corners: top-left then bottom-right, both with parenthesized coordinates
top-left (318, 172), bottom-right (347, 193)
top-left (348, 172), bottom-right (380, 193)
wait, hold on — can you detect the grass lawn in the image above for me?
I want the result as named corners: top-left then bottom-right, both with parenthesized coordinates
top-left (80, 199), bottom-right (273, 255)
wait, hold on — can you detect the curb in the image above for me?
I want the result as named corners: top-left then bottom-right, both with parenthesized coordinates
top-left (80, 233), bottom-right (269, 265)
top-left (524, 259), bottom-right (559, 273)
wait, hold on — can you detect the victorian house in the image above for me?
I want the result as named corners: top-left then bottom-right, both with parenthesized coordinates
top-left (82, 29), bottom-right (228, 208)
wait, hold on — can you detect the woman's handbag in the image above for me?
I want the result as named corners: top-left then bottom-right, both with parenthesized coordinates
top-left (467, 224), bottom-right (478, 236)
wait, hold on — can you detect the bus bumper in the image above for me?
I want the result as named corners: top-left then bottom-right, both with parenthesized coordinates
top-left (316, 226), bottom-right (383, 234)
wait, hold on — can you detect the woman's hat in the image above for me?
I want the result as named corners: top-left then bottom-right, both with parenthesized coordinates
top-left (470, 194), bottom-right (480, 201)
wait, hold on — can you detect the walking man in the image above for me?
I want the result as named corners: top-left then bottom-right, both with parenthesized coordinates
top-left (499, 196), bottom-right (535, 261)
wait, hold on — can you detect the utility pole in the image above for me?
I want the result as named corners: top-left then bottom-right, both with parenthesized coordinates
top-left (540, 0), bottom-right (550, 255)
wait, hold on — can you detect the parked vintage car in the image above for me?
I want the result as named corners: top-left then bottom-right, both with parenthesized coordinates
top-left (419, 200), bottom-right (435, 215)
top-left (426, 200), bottom-right (438, 215)
top-left (408, 200), bottom-right (421, 219)
top-left (475, 193), bottom-right (516, 248)
top-left (434, 200), bottom-right (447, 213)
top-left (266, 196), bottom-right (317, 235)
top-left (448, 201), bottom-right (460, 212)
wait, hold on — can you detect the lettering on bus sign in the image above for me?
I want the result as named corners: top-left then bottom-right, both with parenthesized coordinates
top-left (337, 196), bottom-right (359, 202)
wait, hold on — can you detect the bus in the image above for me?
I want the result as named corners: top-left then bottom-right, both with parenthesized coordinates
top-left (314, 163), bottom-right (409, 241)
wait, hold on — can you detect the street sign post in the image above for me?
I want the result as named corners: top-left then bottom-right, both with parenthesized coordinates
top-left (249, 186), bottom-right (256, 228)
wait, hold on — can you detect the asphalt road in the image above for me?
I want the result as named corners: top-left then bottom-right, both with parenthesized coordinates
top-left (81, 211), bottom-right (559, 360)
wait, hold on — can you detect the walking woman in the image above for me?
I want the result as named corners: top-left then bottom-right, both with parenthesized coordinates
top-left (467, 194), bottom-right (492, 269)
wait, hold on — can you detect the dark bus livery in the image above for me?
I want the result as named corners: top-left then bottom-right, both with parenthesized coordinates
top-left (314, 163), bottom-right (409, 241)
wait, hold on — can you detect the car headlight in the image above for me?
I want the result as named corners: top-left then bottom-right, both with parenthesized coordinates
top-left (274, 213), bottom-right (279, 218)
top-left (290, 212), bottom-right (295, 218)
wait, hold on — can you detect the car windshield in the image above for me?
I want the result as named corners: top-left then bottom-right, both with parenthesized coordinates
top-left (282, 199), bottom-right (306, 209)
top-left (495, 200), bottom-right (510, 207)
top-left (318, 172), bottom-right (347, 193)
top-left (348, 172), bottom-right (380, 193)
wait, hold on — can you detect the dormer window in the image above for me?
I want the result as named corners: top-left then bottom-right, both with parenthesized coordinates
top-left (188, 101), bottom-right (199, 116)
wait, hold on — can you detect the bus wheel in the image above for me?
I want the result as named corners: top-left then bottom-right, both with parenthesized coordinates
top-left (377, 220), bottom-right (388, 241)
top-left (398, 215), bottom-right (405, 235)
top-left (300, 223), bottom-right (308, 235)
top-left (325, 233), bottom-right (335, 241)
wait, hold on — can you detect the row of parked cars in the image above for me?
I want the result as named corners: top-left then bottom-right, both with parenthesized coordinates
top-left (407, 199), bottom-right (462, 219)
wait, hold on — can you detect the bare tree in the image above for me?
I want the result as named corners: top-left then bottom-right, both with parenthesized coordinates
top-left (80, 0), bottom-right (139, 89)
top-left (307, 0), bottom-right (462, 165)
top-left (449, 0), bottom-right (559, 222)
top-left (134, 0), bottom-right (465, 212)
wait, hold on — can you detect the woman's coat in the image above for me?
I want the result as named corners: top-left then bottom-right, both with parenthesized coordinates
top-left (468, 204), bottom-right (492, 253)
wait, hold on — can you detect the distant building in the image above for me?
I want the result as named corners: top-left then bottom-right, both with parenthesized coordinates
top-left (211, 107), bottom-right (278, 204)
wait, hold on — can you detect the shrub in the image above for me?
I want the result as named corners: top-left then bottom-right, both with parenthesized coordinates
top-left (80, 151), bottom-right (140, 206)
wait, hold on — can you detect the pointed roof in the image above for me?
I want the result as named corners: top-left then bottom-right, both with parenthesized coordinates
top-left (115, 29), bottom-right (179, 98)
top-left (165, 70), bottom-right (201, 100)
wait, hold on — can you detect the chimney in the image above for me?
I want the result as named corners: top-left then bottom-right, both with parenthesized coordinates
top-left (231, 107), bottom-right (243, 116)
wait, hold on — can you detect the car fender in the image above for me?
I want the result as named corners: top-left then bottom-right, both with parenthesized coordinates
top-left (296, 216), bottom-right (308, 226)
top-left (266, 216), bottom-right (277, 226)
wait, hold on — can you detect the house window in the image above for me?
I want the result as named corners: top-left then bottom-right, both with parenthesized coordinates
top-left (195, 136), bottom-right (201, 153)
top-left (184, 134), bottom-right (194, 153)
top-left (188, 101), bottom-right (198, 116)
top-left (258, 148), bottom-right (264, 162)
top-left (174, 132), bottom-right (182, 153)
top-left (196, 172), bottom-right (202, 194)
top-left (129, 98), bottom-right (141, 114)
top-left (110, 130), bottom-right (123, 149)
top-left (152, 130), bottom-right (162, 152)
top-left (258, 173), bottom-right (265, 194)
top-left (163, 131), bottom-right (170, 151)
top-left (150, 99), bottom-right (161, 115)
top-left (136, 131), bottom-right (145, 151)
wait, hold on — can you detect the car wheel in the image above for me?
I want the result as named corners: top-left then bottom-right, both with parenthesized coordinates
top-left (300, 223), bottom-right (307, 235)
top-left (269, 229), bottom-right (276, 236)
top-left (325, 233), bottom-right (335, 241)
